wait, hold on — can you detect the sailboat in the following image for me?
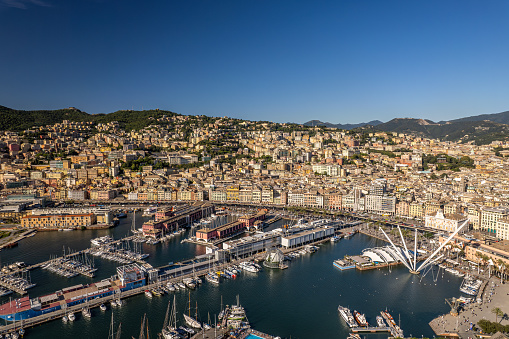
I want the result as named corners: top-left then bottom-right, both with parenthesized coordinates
top-left (183, 292), bottom-right (202, 329)
top-left (161, 296), bottom-right (180, 339)
top-left (132, 211), bottom-right (136, 234)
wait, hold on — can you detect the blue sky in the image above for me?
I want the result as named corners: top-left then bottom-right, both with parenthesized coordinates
top-left (1, 0), bottom-right (509, 124)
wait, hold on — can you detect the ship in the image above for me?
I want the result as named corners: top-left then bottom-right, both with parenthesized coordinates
top-left (353, 310), bottom-right (368, 327)
top-left (143, 207), bottom-right (157, 216)
top-left (0, 264), bottom-right (146, 322)
top-left (337, 305), bottom-right (357, 328)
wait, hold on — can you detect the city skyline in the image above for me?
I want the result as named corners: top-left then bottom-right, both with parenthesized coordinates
top-left (1, 0), bottom-right (509, 124)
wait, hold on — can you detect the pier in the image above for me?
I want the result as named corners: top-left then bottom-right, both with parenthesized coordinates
top-left (0, 279), bottom-right (27, 296)
top-left (351, 326), bottom-right (391, 333)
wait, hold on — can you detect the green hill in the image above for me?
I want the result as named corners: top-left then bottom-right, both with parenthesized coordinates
top-left (0, 106), bottom-right (178, 131)
top-left (0, 106), bottom-right (92, 131)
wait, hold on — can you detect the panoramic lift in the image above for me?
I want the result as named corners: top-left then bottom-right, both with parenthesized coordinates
top-left (378, 219), bottom-right (469, 275)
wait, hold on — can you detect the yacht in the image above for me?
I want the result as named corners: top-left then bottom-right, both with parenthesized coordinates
top-left (206, 273), bottom-right (220, 284)
top-left (68, 312), bottom-right (76, 322)
top-left (100, 304), bottom-right (107, 311)
top-left (82, 307), bottom-right (91, 318)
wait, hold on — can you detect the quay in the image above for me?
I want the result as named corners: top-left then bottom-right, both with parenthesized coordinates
top-left (351, 326), bottom-right (391, 333)
top-left (429, 277), bottom-right (508, 339)
top-left (0, 229), bottom-right (37, 250)
top-left (190, 327), bottom-right (279, 339)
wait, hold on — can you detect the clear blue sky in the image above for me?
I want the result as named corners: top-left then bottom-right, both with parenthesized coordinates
top-left (1, 0), bottom-right (509, 124)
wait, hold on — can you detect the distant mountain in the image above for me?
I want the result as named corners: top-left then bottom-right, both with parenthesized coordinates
top-left (373, 118), bottom-right (509, 144)
top-left (445, 110), bottom-right (509, 125)
top-left (303, 119), bottom-right (383, 130)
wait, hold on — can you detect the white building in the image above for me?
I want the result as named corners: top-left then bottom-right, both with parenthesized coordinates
top-left (424, 210), bottom-right (469, 233)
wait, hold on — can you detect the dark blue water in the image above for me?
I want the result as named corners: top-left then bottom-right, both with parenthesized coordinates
top-left (0, 215), bottom-right (463, 338)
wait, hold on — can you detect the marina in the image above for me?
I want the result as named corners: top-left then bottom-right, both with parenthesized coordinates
top-left (0, 213), bottom-right (465, 338)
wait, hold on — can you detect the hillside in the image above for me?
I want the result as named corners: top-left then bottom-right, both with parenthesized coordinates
top-left (0, 106), bottom-right (92, 131)
top-left (0, 106), bottom-right (178, 131)
top-left (303, 119), bottom-right (383, 130)
top-left (446, 110), bottom-right (509, 125)
top-left (372, 118), bottom-right (509, 144)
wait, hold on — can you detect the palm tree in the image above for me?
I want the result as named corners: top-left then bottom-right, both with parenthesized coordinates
top-left (492, 307), bottom-right (504, 323)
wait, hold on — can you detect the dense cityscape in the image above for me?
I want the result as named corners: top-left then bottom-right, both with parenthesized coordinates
top-left (0, 110), bottom-right (506, 338)
top-left (2, 0), bottom-right (509, 338)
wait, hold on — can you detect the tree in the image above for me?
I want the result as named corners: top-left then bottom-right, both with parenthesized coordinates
top-left (491, 307), bottom-right (503, 323)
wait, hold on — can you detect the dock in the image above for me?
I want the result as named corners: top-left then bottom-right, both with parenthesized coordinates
top-left (351, 326), bottom-right (391, 333)
top-left (0, 279), bottom-right (27, 295)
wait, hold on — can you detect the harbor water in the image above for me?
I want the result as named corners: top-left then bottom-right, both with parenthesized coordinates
top-left (0, 214), bottom-right (463, 338)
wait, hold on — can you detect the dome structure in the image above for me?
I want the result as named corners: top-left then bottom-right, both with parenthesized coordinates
top-left (263, 248), bottom-right (284, 269)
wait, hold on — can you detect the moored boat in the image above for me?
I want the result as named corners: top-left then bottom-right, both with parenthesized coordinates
top-left (353, 310), bottom-right (368, 327)
top-left (338, 305), bottom-right (357, 328)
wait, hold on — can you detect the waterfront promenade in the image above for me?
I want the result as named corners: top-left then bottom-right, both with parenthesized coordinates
top-left (429, 277), bottom-right (509, 338)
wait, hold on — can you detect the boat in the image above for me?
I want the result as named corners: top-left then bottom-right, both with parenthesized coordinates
top-left (240, 262), bottom-right (259, 273)
top-left (0, 264), bottom-right (146, 322)
top-left (110, 300), bottom-right (117, 308)
top-left (330, 235), bottom-right (341, 243)
top-left (116, 298), bottom-right (123, 307)
top-left (100, 304), bottom-right (107, 311)
top-left (161, 296), bottom-right (180, 339)
top-left (143, 207), bottom-right (157, 216)
top-left (145, 290), bottom-right (153, 298)
top-left (460, 276), bottom-right (483, 296)
top-left (338, 306), bottom-right (357, 328)
top-left (90, 236), bottom-right (113, 246)
top-left (205, 273), bottom-right (219, 284)
top-left (376, 315), bottom-right (385, 327)
top-left (82, 306), bottom-right (91, 318)
top-left (68, 312), bottom-right (75, 322)
top-left (224, 295), bottom-right (249, 329)
top-left (353, 310), bottom-right (368, 327)
top-left (183, 293), bottom-right (202, 329)
top-left (116, 212), bottom-right (127, 218)
top-left (62, 315), bottom-right (68, 322)
top-left (347, 334), bottom-right (361, 339)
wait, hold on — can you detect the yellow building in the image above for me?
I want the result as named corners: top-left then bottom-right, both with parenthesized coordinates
top-left (21, 213), bottom-right (96, 229)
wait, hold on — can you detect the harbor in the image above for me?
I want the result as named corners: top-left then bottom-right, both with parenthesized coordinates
top-left (0, 212), bottom-right (466, 338)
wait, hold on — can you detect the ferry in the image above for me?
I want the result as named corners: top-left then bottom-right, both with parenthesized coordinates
top-left (338, 305), bottom-right (357, 328)
top-left (0, 264), bottom-right (146, 322)
top-left (353, 310), bottom-right (368, 327)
